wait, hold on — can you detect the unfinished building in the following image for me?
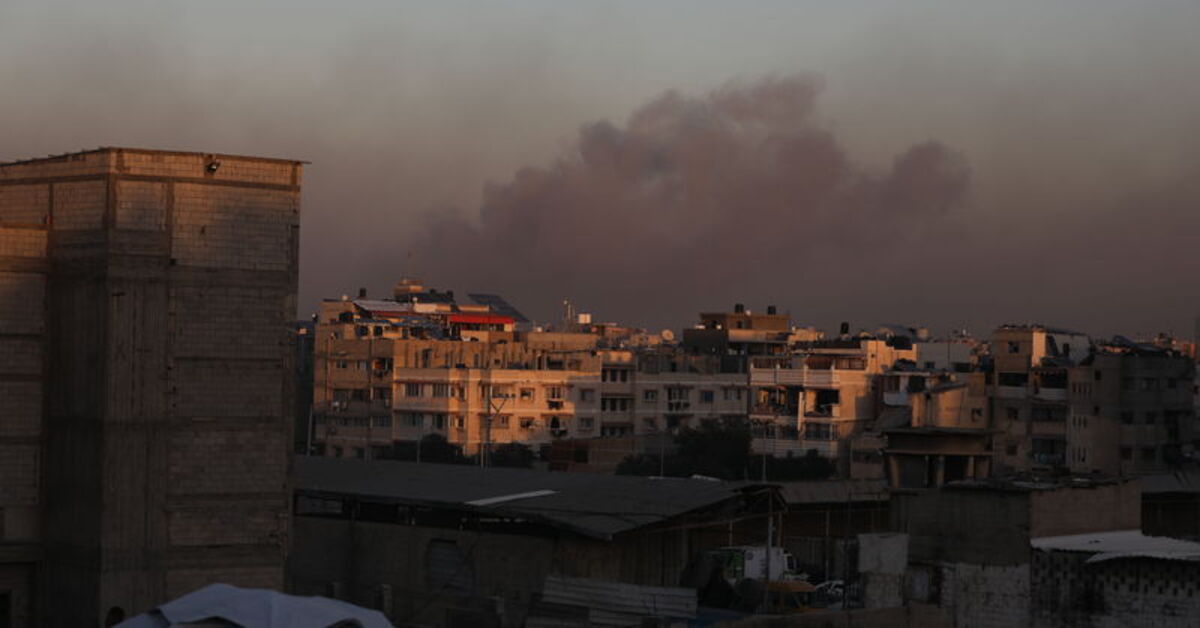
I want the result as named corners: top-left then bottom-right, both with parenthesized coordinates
top-left (0, 147), bottom-right (301, 626)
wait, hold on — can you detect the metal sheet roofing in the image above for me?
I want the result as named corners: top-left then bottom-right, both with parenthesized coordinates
top-left (1141, 471), bottom-right (1200, 494)
top-left (1032, 530), bottom-right (1200, 563)
top-left (295, 456), bottom-right (760, 540)
top-left (539, 574), bottom-right (697, 623)
top-left (778, 479), bottom-right (888, 504)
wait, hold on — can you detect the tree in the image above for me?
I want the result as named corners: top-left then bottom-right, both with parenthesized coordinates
top-left (766, 449), bottom-right (835, 480)
top-left (385, 434), bottom-right (465, 464)
top-left (489, 442), bottom-right (535, 468)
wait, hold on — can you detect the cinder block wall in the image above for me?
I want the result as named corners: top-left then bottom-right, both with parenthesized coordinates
top-left (0, 148), bottom-right (301, 627)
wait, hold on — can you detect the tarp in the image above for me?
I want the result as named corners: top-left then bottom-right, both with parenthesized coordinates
top-left (115, 583), bottom-right (393, 628)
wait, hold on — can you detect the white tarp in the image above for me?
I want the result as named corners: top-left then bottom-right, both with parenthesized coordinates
top-left (115, 583), bottom-right (394, 628)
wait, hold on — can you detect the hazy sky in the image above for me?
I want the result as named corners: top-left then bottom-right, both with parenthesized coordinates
top-left (2, 1), bottom-right (1198, 338)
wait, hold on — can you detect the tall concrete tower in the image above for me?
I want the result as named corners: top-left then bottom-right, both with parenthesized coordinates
top-left (0, 148), bottom-right (302, 626)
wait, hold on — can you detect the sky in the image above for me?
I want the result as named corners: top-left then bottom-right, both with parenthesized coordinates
top-left (2, 1), bottom-right (1198, 339)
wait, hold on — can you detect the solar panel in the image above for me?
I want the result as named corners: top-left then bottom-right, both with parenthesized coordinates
top-left (467, 293), bottom-right (530, 323)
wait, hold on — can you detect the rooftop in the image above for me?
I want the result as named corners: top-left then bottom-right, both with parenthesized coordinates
top-left (778, 478), bottom-right (888, 504)
top-left (294, 457), bottom-right (768, 540)
top-left (0, 145), bottom-right (308, 167)
top-left (1032, 530), bottom-right (1200, 563)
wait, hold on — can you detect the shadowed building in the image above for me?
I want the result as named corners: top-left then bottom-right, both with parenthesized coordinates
top-left (0, 148), bottom-right (302, 627)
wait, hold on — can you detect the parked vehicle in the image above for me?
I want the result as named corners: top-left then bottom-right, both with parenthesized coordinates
top-left (706, 546), bottom-right (804, 585)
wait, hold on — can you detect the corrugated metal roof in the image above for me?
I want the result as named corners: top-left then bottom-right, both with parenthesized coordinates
top-left (1032, 530), bottom-right (1200, 563)
top-left (1142, 471), bottom-right (1200, 494)
top-left (295, 457), bottom-right (761, 540)
top-left (778, 479), bottom-right (888, 504)
top-left (539, 575), bottom-right (696, 623)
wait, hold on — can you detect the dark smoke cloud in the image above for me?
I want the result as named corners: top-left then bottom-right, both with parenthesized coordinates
top-left (409, 77), bottom-right (969, 327)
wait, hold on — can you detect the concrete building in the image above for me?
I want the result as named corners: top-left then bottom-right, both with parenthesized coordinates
top-left (746, 336), bottom-right (918, 469)
top-left (1067, 338), bottom-right (1197, 476)
top-left (881, 370), bottom-right (994, 489)
top-left (0, 148), bottom-right (301, 626)
top-left (989, 324), bottom-right (1090, 474)
top-left (892, 477), bottom-right (1143, 627)
top-left (312, 290), bottom-right (751, 459)
top-left (290, 456), bottom-right (778, 627)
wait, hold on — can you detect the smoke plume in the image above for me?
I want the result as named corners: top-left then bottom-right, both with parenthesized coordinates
top-left (408, 77), bottom-right (969, 326)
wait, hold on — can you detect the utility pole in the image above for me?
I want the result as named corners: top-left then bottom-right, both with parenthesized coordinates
top-left (480, 391), bottom-right (509, 469)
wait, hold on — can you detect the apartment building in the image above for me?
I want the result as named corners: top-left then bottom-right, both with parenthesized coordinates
top-left (741, 327), bottom-right (919, 470)
top-left (988, 325), bottom-right (1090, 473)
top-left (311, 287), bottom-right (754, 459)
top-left (1066, 338), bottom-right (1196, 475)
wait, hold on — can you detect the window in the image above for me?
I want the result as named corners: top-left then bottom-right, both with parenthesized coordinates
top-left (333, 445), bottom-right (343, 458)
top-left (432, 384), bottom-right (451, 398)
top-left (602, 368), bottom-right (630, 382)
top-left (335, 360), bottom-right (348, 369)
top-left (1006, 443), bottom-right (1018, 456)
top-left (642, 417), bottom-right (657, 431)
top-left (400, 412), bottom-right (423, 428)
top-left (1120, 447), bottom-right (1132, 461)
top-left (700, 390), bottom-right (715, 403)
top-left (601, 397), bottom-right (631, 412)
top-left (1006, 407), bottom-right (1019, 421)
top-left (1168, 378), bottom-right (1179, 390)
top-left (405, 383), bottom-right (423, 397)
top-left (494, 415), bottom-right (510, 428)
top-left (372, 415), bottom-right (391, 428)
top-left (520, 388), bottom-right (535, 401)
top-left (667, 387), bottom-right (689, 401)
top-left (431, 414), bottom-right (447, 430)
top-left (600, 423), bottom-right (633, 437)
top-left (643, 390), bottom-right (658, 402)
top-left (520, 417), bottom-right (536, 429)
top-left (579, 388), bottom-right (596, 402)
top-left (333, 388), bottom-right (352, 402)
top-left (1094, 370), bottom-right (1102, 381)
top-left (350, 389), bottom-right (368, 401)
top-left (453, 415), bottom-right (465, 428)
top-left (578, 417), bottom-right (594, 430)
top-left (546, 386), bottom-right (564, 400)
top-left (353, 447), bottom-right (365, 459)
top-left (723, 388), bottom-right (743, 402)
top-left (803, 423), bottom-right (835, 441)
top-left (997, 372), bottom-right (1028, 387)
top-left (834, 357), bottom-right (866, 370)
top-left (1008, 341), bottom-right (1021, 354)
top-left (1120, 411), bottom-right (1134, 424)
top-left (1144, 411), bottom-right (1158, 425)
top-left (1141, 446), bottom-right (1157, 462)
top-left (373, 387), bottom-right (391, 401)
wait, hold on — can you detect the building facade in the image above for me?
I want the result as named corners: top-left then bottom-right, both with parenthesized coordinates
top-left (311, 290), bottom-right (753, 458)
top-left (0, 148), bottom-right (301, 626)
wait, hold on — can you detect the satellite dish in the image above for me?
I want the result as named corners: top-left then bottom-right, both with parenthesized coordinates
top-left (661, 329), bottom-right (676, 341)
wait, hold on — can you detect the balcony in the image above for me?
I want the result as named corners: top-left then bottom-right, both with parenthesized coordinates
top-left (1032, 387), bottom-right (1067, 402)
top-left (994, 386), bottom-right (1026, 400)
top-left (666, 401), bottom-right (691, 414)
top-left (751, 403), bottom-right (794, 418)
top-left (804, 405), bottom-right (841, 419)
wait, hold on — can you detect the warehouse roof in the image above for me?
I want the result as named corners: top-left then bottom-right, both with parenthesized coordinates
top-left (778, 479), bottom-right (888, 504)
top-left (295, 456), bottom-right (769, 540)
